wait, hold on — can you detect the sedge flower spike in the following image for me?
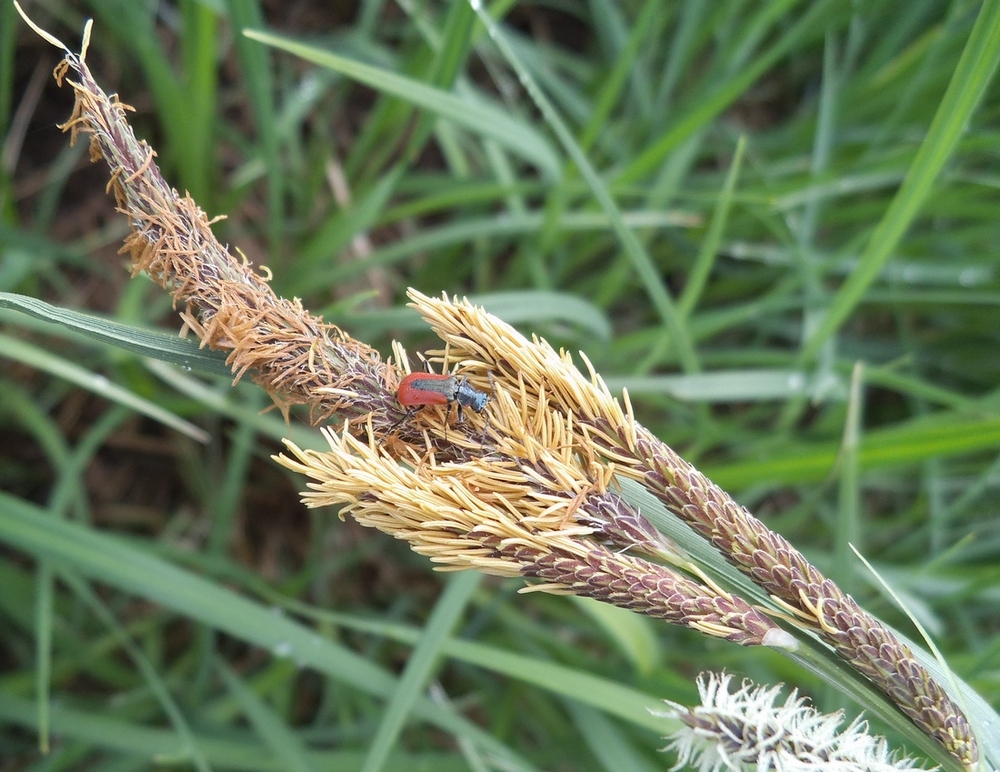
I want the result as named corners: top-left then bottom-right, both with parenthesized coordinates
top-left (656, 672), bottom-right (935, 772)
top-left (17, 7), bottom-right (980, 768)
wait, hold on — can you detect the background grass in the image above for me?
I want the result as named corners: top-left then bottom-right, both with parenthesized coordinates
top-left (3, 1), bottom-right (1000, 769)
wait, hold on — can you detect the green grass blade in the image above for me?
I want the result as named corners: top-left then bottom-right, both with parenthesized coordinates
top-left (0, 693), bottom-right (473, 770)
top-left (677, 135), bottom-right (745, 319)
top-left (0, 333), bottom-right (209, 443)
top-left (242, 29), bottom-right (560, 179)
top-left (570, 597), bottom-right (661, 676)
top-left (33, 560), bottom-right (53, 755)
top-left (706, 413), bottom-right (1000, 490)
top-left (469, 4), bottom-right (699, 374)
top-left (292, 168), bottom-right (402, 289)
top-left (217, 663), bottom-right (315, 772)
top-left (618, 0), bottom-right (837, 185)
top-left (803, 0), bottom-right (1000, 360)
top-left (60, 571), bottom-right (212, 772)
top-left (0, 495), bottom-right (534, 770)
top-left (578, 0), bottom-right (662, 154)
top-left (362, 572), bottom-right (482, 772)
top-left (314, 208), bottom-right (693, 286)
top-left (442, 637), bottom-right (668, 733)
top-left (227, 0), bottom-right (283, 255)
top-left (0, 292), bottom-right (231, 376)
top-left (567, 702), bottom-right (660, 772)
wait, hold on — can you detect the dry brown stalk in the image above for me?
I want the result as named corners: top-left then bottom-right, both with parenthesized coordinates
top-left (22, 9), bottom-right (977, 767)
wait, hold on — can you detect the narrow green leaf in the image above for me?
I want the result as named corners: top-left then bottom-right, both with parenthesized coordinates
top-left (362, 572), bottom-right (481, 772)
top-left (0, 693), bottom-right (470, 771)
top-left (0, 292), bottom-right (231, 376)
top-left (803, 0), bottom-right (1000, 359)
top-left (0, 333), bottom-right (209, 443)
top-left (0, 496), bottom-right (533, 770)
top-left (218, 663), bottom-right (316, 772)
top-left (242, 29), bottom-right (560, 179)
top-left (469, 4), bottom-right (700, 374)
top-left (706, 415), bottom-right (1000, 490)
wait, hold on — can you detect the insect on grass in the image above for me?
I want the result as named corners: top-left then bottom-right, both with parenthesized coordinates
top-left (393, 355), bottom-right (492, 445)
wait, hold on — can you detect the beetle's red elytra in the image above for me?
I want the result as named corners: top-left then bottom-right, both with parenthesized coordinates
top-left (397, 373), bottom-right (455, 407)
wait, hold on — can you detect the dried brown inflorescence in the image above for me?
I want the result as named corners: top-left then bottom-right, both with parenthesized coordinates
top-left (24, 10), bottom-right (977, 767)
top-left (33, 15), bottom-right (402, 434)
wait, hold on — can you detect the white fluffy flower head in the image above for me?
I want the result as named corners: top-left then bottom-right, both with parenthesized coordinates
top-left (654, 672), bottom-right (935, 772)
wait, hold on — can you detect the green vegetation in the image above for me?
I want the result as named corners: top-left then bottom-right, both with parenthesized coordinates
top-left (2, 1), bottom-right (1000, 769)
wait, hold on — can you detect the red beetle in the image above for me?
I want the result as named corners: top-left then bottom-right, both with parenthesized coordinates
top-left (396, 372), bottom-right (489, 421)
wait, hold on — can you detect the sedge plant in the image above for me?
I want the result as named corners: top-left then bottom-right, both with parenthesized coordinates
top-left (3, 3), bottom-right (1000, 771)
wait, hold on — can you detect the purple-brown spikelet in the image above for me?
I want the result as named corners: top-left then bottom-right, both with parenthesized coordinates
top-left (411, 291), bottom-right (978, 767)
